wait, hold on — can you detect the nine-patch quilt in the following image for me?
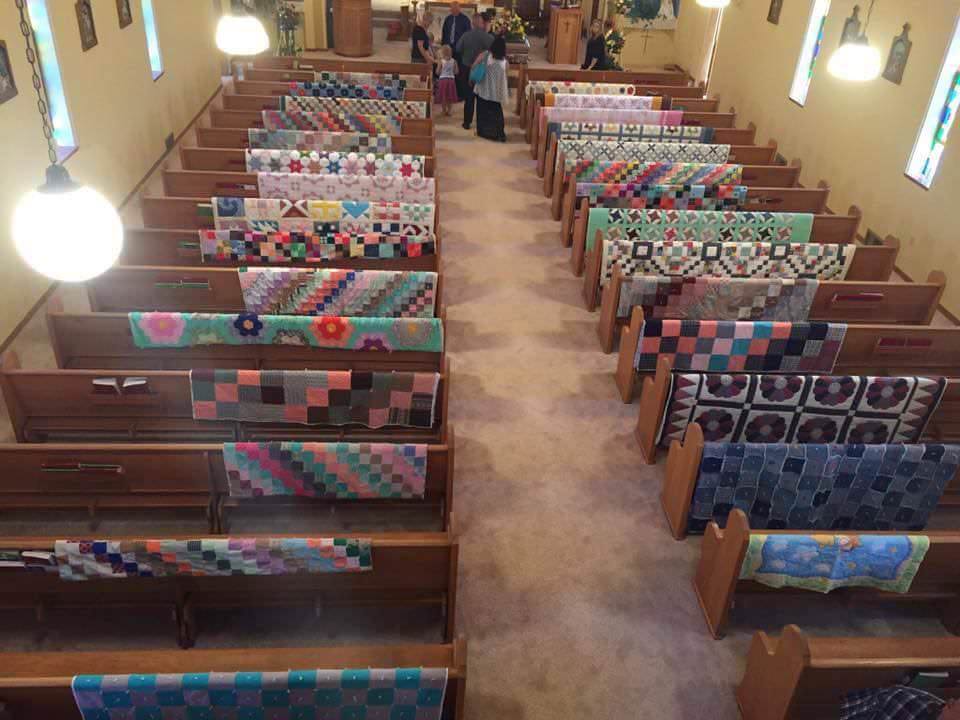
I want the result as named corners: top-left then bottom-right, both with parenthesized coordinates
top-left (246, 128), bottom-right (393, 154)
top-left (199, 230), bottom-right (436, 263)
top-left (560, 140), bottom-right (732, 168)
top-left (688, 442), bottom-right (960, 533)
top-left (223, 442), bottom-right (428, 498)
top-left (551, 121), bottom-right (715, 144)
top-left (262, 109), bottom-right (402, 135)
top-left (658, 373), bottom-right (947, 446)
top-left (238, 267), bottom-right (438, 317)
top-left (256, 172), bottom-right (435, 203)
top-left (190, 369), bottom-right (441, 428)
top-left (280, 94), bottom-right (429, 119)
top-left (245, 149), bottom-right (425, 178)
top-left (633, 320), bottom-right (846, 373)
top-left (568, 160), bottom-right (743, 185)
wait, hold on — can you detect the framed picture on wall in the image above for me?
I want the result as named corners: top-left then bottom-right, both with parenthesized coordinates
top-left (76, 0), bottom-right (99, 51)
top-left (0, 41), bottom-right (18, 105)
top-left (117, 0), bottom-right (133, 28)
top-left (767, 0), bottom-right (782, 25)
top-left (883, 23), bottom-right (912, 85)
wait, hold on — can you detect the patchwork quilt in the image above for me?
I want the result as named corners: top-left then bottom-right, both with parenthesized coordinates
top-left (541, 109), bottom-right (683, 137)
top-left (71, 668), bottom-right (446, 720)
top-left (560, 140), bottom-right (731, 167)
top-left (740, 533), bottom-right (929, 594)
top-left (658, 373), bottom-right (947, 446)
top-left (245, 149), bottom-right (425, 178)
top-left (575, 183), bottom-right (749, 211)
top-left (568, 160), bottom-right (743, 185)
top-left (288, 79), bottom-right (407, 99)
top-left (599, 239), bottom-right (853, 287)
top-left (548, 94), bottom-right (659, 109)
top-left (256, 172), bottom-right (435, 203)
top-left (223, 441), bottom-right (428, 498)
top-left (633, 319), bottom-right (846, 373)
top-left (280, 94), bottom-right (429, 119)
top-left (528, 80), bottom-right (639, 96)
top-left (238, 267), bottom-right (438, 317)
top-left (617, 276), bottom-right (819, 322)
top-left (262, 109), bottom-right (402, 135)
top-left (200, 230), bottom-right (436, 263)
top-left (55, 537), bottom-right (372, 580)
top-left (190, 369), bottom-right (441, 428)
top-left (129, 312), bottom-right (443, 352)
top-left (246, 128), bottom-right (393, 154)
top-left (688, 442), bottom-right (960, 533)
top-left (552, 121), bottom-right (714, 144)
top-left (316, 70), bottom-right (427, 89)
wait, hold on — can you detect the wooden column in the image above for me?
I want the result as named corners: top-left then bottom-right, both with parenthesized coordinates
top-left (333, 0), bottom-right (373, 57)
top-left (547, 7), bottom-right (582, 65)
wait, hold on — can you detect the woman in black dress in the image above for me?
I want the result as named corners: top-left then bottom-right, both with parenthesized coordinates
top-left (411, 14), bottom-right (435, 63)
top-left (582, 19), bottom-right (609, 70)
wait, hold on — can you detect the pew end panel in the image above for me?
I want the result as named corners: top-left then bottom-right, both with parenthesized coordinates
top-left (659, 422), bottom-right (704, 541)
top-left (614, 306), bottom-right (645, 403)
top-left (632, 355), bottom-right (674, 463)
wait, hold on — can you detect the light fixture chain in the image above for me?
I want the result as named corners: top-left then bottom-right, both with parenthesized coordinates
top-left (15, 0), bottom-right (58, 165)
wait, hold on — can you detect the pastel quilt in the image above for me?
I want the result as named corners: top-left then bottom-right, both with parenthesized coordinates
top-left (548, 93), bottom-right (659, 109)
top-left (688, 442), bottom-right (960, 532)
top-left (200, 230), bottom-right (436, 264)
top-left (568, 160), bottom-right (743, 185)
top-left (257, 172), bottom-right (435, 203)
top-left (552, 121), bottom-right (714, 143)
top-left (246, 149), bottom-right (425, 178)
top-left (247, 128), bottom-right (393, 154)
top-left (262, 109), bottom-right (402, 135)
top-left (529, 80), bottom-right (640, 96)
top-left (55, 537), bottom-right (372, 580)
top-left (190, 369), bottom-right (441, 428)
top-left (560, 140), bottom-right (731, 168)
top-left (540, 109), bottom-right (683, 138)
top-left (575, 183), bottom-right (749, 211)
top-left (633, 319), bottom-right (846, 373)
top-left (129, 312), bottom-right (443, 352)
top-left (658, 373), bottom-right (947, 446)
top-left (618, 276), bottom-right (818, 322)
top-left (71, 668), bottom-right (446, 720)
top-left (280, 94), bottom-right (429, 119)
top-left (288, 79), bottom-right (407, 99)
top-left (316, 70), bottom-right (427, 89)
top-left (223, 442), bottom-right (428, 498)
top-left (238, 267), bottom-right (438, 317)
top-left (740, 533), bottom-right (929, 594)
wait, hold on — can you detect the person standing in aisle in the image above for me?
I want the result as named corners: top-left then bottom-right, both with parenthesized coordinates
top-left (411, 13), bottom-right (435, 64)
top-left (442, 1), bottom-right (471, 97)
top-left (456, 13), bottom-right (493, 130)
top-left (472, 36), bottom-right (509, 142)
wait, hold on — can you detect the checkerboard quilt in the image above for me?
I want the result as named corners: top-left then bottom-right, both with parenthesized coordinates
top-left (687, 442), bottom-right (960, 533)
top-left (256, 173), bottom-right (435, 203)
top-left (658, 373), bottom-right (947, 446)
top-left (247, 129), bottom-right (393, 154)
top-left (280, 95), bottom-right (429, 119)
top-left (238, 268), bottom-right (437, 317)
top-left (617, 276), bottom-right (819, 322)
top-left (129, 313), bottom-right (443, 352)
top-left (575, 183), bottom-right (749, 212)
top-left (262, 109), bottom-right (402, 135)
top-left (289, 79), bottom-right (408, 100)
top-left (560, 140), bottom-right (732, 168)
top-left (199, 230), bottom-right (436, 263)
top-left (71, 667), bottom-right (447, 720)
top-left (552, 121), bottom-right (715, 143)
top-left (55, 537), bottom-right (372, 580)
top-left (316, 70), bottom-right (427, 89)
top-left (548, 94), bottom-right (658, 109)
top-left (246, 150), bottom-right (425, 178)
top-left (633, 319), bottom-right (846, 373)
top-left (599, 240), bottom-right (853, 287)
top-left (568, 160), bottom-right (743, 185)
top-left (224, 442), bottom-right (428, 498)
top-left (190, 369), bottom-right (441, 428)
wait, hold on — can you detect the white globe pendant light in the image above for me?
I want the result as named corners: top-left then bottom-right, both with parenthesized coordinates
top-left (828, 38), bottom-right (882, 81)
top-left (696, 0), bottom-right (730, 8)
top-left (216, 13), bottom-right (270, 55)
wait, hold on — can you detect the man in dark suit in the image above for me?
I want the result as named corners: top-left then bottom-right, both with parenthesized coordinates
top-left (442, 2), bottom-right (472, 99)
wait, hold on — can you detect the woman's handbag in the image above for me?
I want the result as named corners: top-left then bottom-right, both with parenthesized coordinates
top-left (469, 52), bottom-right (488, 84)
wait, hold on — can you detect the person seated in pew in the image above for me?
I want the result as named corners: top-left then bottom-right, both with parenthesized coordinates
top-left (842, 685), bottom-right (960, 719)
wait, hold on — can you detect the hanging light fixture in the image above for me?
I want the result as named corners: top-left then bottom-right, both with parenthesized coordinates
top-left (11, 0), bottom-right (122, 283)
top-left (696, 0), bottom-right (731, 8)
top-left (215, 1), bottom-right (270, 56)
top-left (828, 0), bottom-right (882, 81)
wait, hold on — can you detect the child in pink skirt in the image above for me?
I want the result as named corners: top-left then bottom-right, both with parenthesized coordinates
top-left (434, 45), bottom-right (459, 116)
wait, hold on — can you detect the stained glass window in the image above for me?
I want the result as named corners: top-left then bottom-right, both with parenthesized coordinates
top-left (140, 0), bottom-right (164, 80)
top-left (789, 0), bottom-right (832, 106)
top-left (26, 0), bottom-right (77, 158)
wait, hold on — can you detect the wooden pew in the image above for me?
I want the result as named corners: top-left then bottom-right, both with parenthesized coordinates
top-left (248, 56), bottom-right (433, 78)
top-left (87, 266), bottom-right (444, 316)
top-left (195, 126), bottom-right (436, 157)
top-left (229, 79), bottom-right (433, 102)
top-left (598, 265), bottom-right (947, 352)
top-left (119, 227), bottom-right (441, 272)
top-left (0, 530), bottom-right (458, 647)
top-left (0, 353), bottom-right (451, 445)
top-left (179, 147), bottom-right (436, 177)
top-left (240, 66), bottom-right (431, 90)
top-left (0, 438), bottom-right (455, 533)
top-left (737, 626), bottom-right (960, 720)
top-left (582, 209), bottom-right (870, 311)
top-left (0, 638), bottom-right (468, 720)
top-left (695, 510), bottom-right (960, 639)
top-left (45, 307), bottom-right (446, 374)
top-left (616, 308), bottom-right (960, 404)
top-left (222, 92), bottom-right (434, 113)
top-left (209, 109), bottom-right (434, 137)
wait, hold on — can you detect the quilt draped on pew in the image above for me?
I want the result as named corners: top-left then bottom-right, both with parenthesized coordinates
top-left (634, 320), bottom-right (846, 373)
top-left (658, 373), bottom-right (947, 446)
top-left (600, 240), bottom-right (853, 286)
top-left (247, 129), bottom-right (393, 154)
top-left (280, 95), bottom-right (429, 119)
top-left (289, 79), bottom-right (408, 99)
top-left (200, 230), bottom-right (436, 264)
top-left (618, 276), bottom-right (819, 322)
top-left (548, 94), bottom-right (660, 109)
top-left (530, 80), bottom-right (640, 95)
top-left (223, 442), bottom-right (428, 498)
top-left (71, 668), bottom-right (447, 720)
top-left (190, 369), bottom-right (441, 427)
top-left (238, 267), bottom-right (438, 317)
top-left (55, 537), bottom-right (372, 580)
top-left (212, 197), bottom-right (435, 235)
top-left (540, 109), bottom-right (683, 139)
top-left (129, 312), bottom-right (443, 352)
top-left (257, 172), bottom-right (435, 203)
top-left (568, 161), bottom-right (742, 185)
top-left (688, 442), bottom-right (960, 533)
top-left (739, 533), bottom-right (930, 593)
top-left (576, 183), bottom-right (749, 210)
top-left (560, 140), bottom-right (732, 166)
top-left (246, 149), bottom-right (425, 178)
top-left (316, 70), bottom-right (428, 89)
top-left (551, 121), bottom-right (715, 143)
top-left (262, 110), bottom-right (402, 135)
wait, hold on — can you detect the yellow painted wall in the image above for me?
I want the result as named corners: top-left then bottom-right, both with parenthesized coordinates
top-left (709, 0), bottom-right (960, 316)
top-left (619, 3), bottom-right (718, 76)
top-left (0, 0), bottom-right (223, 343)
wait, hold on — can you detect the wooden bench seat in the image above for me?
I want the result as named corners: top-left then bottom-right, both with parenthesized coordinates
top-left (222, 91), bottom-right (435, 113)
top-left (737, 626), bottom-right (960, 720)
top-left (0, 438), bottom-right (455, 532)
top-left (0, 354), bottom-right (451, 445)
top-left (209, 109), bottom-right (434, 137)
top-left (179, 147), bottom-right (436, 177)
top-left (0, 638), bottom-right (467, 720)
top-left (195, 126), bottom-right (436, 156)
top-left (0, 530), bottom-right (457, 647)
top-left (248, 56), bottom-right (434, 77)
top-left (695, 509), bottom-right (960, 638)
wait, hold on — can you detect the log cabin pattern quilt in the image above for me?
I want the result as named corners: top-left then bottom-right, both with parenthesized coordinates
top-left (247, 129), bottom-right (393, 154)
top-left (199, 230), bottom-right (436, 264)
